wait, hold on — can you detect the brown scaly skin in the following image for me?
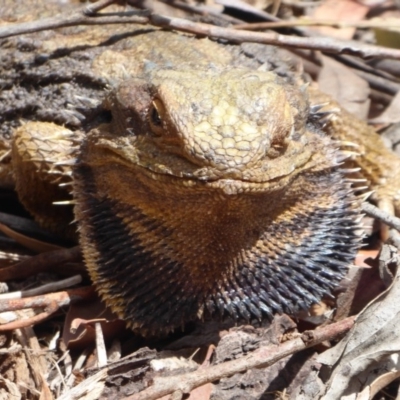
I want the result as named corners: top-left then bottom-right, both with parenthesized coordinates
top-left (72, 69), bottom-right (362, 334)
top-left (11, 122), bottom-right (79, 239)
top-left (309, 88), bottom-right (400, 216)
top-left (2, 3), bottom-right (399, 334)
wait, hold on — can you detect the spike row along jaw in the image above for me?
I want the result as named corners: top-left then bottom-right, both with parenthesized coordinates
top-left (10, 122), bottom-right (81, 238)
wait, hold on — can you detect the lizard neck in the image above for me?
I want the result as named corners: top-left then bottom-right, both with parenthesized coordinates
top-left (74, 162), bottom-right (361, 334)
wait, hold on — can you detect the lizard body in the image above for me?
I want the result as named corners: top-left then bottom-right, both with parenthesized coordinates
top-left (1, 2), bottom-right (400, 334)
top-left (73, 69), bottom-right (361, 333)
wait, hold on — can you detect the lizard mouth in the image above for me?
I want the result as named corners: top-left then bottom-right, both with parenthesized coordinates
top-left (91, 133), bottom-right (325, 194)
top-left (109, 154), bottom-right (308, 196)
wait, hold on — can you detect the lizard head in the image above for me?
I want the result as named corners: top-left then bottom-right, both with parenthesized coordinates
top-left (85, 69), bottom-right (331, 195)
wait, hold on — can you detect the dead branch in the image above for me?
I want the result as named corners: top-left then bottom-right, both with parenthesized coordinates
top-left (57, 368), bottom-right (108, 400)
top-left (15, 327), bottom-right (48, 389)
top-left (1, 0), bottom-right (400, 60)
top-left (0, 286), bottom-right (95, 313)
top-left (362, 203), bottom-right (400, 232)
top-left (95, 322), bottom-right (108, 368)
top-left (0, 300), bottom-right (59, 331)
top-left (0, 246), bottom-right (81, 281)
top-left (125, 316), bottom-right (355, 400)
top-left (235, 19), bottom-right (400, 31)
top-left (149, 14), bottom-right (400, 60)
top-left (0, 0), bottom-right (149, 39)
top-left (0, 212), bottom-right (65, 244)
top-left (0, 275), bottom-right (83, 299)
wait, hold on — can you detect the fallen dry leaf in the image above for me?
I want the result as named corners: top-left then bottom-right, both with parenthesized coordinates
top-left (318, 56), bottom-right (370, 120)
top-left (311, 0), bottom-right (369, 40)
top-left (371, 90), bottom-right (400, 125)
top-left (188, 382), bottom-right (213, 400)
top-left (63, 298), bottom-right (126, 349)
top-left (318, 246), bottom-right (400, 399)
top-left (356, 370), bottom-right (400, 400)
top-left (354, 249), bottom-right (380, 268)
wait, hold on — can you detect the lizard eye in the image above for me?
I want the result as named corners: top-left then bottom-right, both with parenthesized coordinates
top-left (149, 98), bottom-right (166, 135)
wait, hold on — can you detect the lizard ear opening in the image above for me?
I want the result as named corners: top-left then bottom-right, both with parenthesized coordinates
top-left (149, 98), bottom-right (166, 135)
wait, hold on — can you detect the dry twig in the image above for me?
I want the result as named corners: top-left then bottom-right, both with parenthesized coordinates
top-left (0, 275), bottom-right (82, 299)
top-left (0, 246), bottom-right (81, 281)
top-left (0, 286), bottom-right (95, 330)
top-left (235, 19), bottom-right (400, 31)
top-left (0, 300), bottom-right (60, 331)
top-left (1, 0), bottom-right (400, 60)
top-left (150, 14), bottom-right (400, 59)
top-left (126, 316), bottom-right (355, 400)
top-left (362, 203), bottom-right (400, 232)
top-left (0, 286), bottom-right (95, 313)
top-left (0, 0), bottom-right (149, 39)
top-left (95, 322), bottom-right (108, 368)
